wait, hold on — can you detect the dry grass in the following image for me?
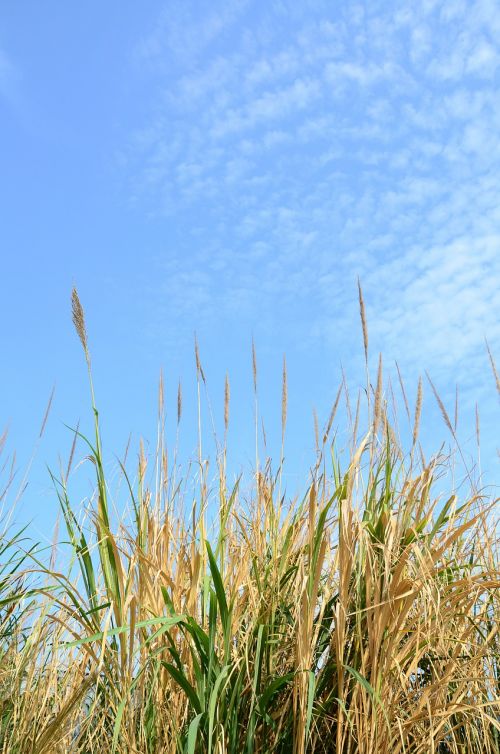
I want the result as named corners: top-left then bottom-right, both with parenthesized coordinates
top-left (0, 291), bottom-right (498, 754)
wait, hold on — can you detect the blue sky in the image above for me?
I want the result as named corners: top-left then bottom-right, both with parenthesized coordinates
top-left (1, 1), bottom-right (499, 541)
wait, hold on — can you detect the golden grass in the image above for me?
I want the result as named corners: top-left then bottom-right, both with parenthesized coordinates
top-left (0, 289), bottom-right (498, 754)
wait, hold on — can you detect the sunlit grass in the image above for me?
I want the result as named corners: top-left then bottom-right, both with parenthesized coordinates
top-left (0, 288), bottom-right (498, 754)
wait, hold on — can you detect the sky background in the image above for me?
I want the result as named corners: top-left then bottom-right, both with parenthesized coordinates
top-left (1, 0), bottom-right (499, 542)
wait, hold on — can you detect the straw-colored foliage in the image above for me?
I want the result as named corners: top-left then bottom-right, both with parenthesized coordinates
top-left (0, 290), bottom-right (498, 753)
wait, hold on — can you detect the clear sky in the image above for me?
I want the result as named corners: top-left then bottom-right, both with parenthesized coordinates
top-left (1, 1), bottom-right (499, 542)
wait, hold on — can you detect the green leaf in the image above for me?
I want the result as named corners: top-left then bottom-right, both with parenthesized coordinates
top-left (259, 671), bottom-right (295, 712)
top-left (208, 665), bottom-right (230, 754)
top-left (162, 662), bottom-right (202, 715)
top-left (111, 696), bottom-right (127, 754)
top-left (65, 614), bottom-right (185, 648)
top-left (187, 713), bottom-right (204, 754)
top-left (206, 541), bottom-right (228, 629)
top-left (343, 665), bottom-right (390, 730)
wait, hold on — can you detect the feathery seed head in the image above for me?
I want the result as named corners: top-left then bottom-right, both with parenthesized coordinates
top-left (373, 353), bottom-right (383, 434)
top-left (194, 335), bottom-right (206, 383)
top-left (313, 408), bottom-right (319, 451)
top-left (357, 278), bottom-right (368, 364)
top-left (485, 339), bottom-right (500, 398)
top-left (177, 380), bottom-right (182, 425)
top-left (71, 287), bottom-right (88, 355)
top-left (281, 355), bottom-right (288, 440)
top-left (413, 376), bottom-right (423, 446)
top-left (252, 339), bottom-right (258, 393)
top-left (158, 370), bottom-right (164, 414)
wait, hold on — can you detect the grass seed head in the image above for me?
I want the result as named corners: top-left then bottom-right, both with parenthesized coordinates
top-left (158, 370), bottom-right (164, 414)
top-left (485, 339), bottom-right (500, 398)
top-left (194, 335), bottom-right (206, 383)
top-left (281, 354), bottom-right (288, 441)
top-left (177, 380), bottom-right (182, 425)
top-left (426, 371), bottom-right (454, 436)
top-left (373, 353), bottom-right (383, 434)
top-left (71, 287), bottom-right (88, 355)
top-left (413, 376), bottom-right (423, 446)
top-left (357, 278), bottom-right (369, 364)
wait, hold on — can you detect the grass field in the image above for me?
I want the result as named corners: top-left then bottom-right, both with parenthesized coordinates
top-left (0, 289), bottom-right (498, 753)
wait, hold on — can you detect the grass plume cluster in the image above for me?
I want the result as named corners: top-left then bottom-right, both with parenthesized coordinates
top-left (0, 289), bottom-right (498, 753)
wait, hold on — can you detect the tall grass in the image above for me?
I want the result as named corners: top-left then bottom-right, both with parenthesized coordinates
top-left (0, 289), bottom-right (498, 753)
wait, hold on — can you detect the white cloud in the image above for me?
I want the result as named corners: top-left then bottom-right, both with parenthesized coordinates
top-left (466, 38), bottom-right (499, 76)
top-left (127, 0), bottom-right (500, 415)
top-left (137, 0), bottom-right (251, 68)
top-left (209, 77), bottom-right (323, 138)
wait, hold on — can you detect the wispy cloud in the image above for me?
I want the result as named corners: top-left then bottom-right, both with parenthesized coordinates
top-left (136, 0), bottom-right (251, 69)
top-left (126, 0), bottom-right (500, 415)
